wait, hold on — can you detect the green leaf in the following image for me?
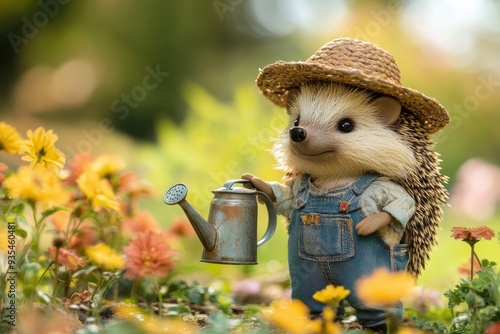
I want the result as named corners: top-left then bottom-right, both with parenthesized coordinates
top-left (14, 227), bottom-right (27, 239)
top-left (40, 206), bottom-right (67, 223)
top-left (165, 303), bottom-right (191, 316)
top-left (202, 312), bottom-right (241, 334)
top-left (15, 215), bottom-right (35, 239)
top-left (187, 286), bottom-right (204, 304)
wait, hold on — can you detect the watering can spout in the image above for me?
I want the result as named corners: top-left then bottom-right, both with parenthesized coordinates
top-left (164, 184), bottom-right (217, 251)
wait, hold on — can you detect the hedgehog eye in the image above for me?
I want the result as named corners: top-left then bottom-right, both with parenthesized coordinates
top-left (338, 118), bottom-right (354, 133)
top-left (293, 116), bottom-right (300, 127)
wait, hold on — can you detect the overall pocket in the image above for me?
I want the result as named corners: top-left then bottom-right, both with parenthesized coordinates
top-left (298, 214), bottom-right (355, 262)
top-left (392, 243), bottom-right (410, 271)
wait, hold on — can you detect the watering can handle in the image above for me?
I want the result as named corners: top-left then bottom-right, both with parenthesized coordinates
top-left (222, 179), bottom-right (277, 247)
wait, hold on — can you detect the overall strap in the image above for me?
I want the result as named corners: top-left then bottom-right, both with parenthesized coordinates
top-left (351, 173), bottom-right (380, 195)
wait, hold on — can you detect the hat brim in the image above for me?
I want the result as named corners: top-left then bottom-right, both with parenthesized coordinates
top-left (256, 61), bottom-right (449, 133)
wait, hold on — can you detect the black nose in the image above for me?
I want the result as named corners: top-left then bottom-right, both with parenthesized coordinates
top-left (290, 127), bottom-right (307, 142)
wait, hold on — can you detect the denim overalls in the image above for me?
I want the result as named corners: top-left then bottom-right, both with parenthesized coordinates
top-left (287, 173), bottom-right (409, 328)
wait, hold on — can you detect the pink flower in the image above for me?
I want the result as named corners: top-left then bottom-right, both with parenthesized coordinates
top-left (451, 226), bottom-right (495, 241)
top-left (123, 231), bottom-right (176, 280)
top-left (470, 226), bottom-right (495, 240)
top-left (0, 162), bottom-right (7, 187)
top-left (121, 211), bottom-right (162, 235)
top-left (49, 247), bottom-right (86, 271)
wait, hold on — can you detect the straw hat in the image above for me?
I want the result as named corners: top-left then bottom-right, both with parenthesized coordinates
top-left (256, 38), bottom-right (449, 133)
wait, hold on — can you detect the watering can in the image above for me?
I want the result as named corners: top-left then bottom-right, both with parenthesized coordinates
top-left (164, 179), bottom-right (277, 264)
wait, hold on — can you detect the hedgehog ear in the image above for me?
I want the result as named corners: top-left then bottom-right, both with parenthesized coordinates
top-left (286, 88), bottom-right (300, 114)
top-left (371, 96), bottom-right (401, 125)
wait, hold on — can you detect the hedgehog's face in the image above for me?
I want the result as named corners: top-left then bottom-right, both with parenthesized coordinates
top-left (273, 83), bottom-right (417, 180)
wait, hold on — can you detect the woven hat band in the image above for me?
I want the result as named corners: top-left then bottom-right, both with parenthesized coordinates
top-left (307, 39), bottom-right (402, 86)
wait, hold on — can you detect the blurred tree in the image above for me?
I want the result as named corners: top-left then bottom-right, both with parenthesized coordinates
top-left (0, 0), bottom-right (295, 140)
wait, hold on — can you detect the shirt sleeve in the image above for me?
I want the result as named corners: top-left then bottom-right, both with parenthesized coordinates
top-left (269, 178), bottom-right (298, 217)
top-left (360, 178), bottom-right (415, 232)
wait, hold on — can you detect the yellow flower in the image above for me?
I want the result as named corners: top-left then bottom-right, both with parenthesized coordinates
top-left (21, 127), bottom-right (65, 170)
top-left (85, 243), bottom-right (124, 270)
top-left (3, 166), bottom-right (68, 205)
top-left (77, 170), bottom-right (120, 212)
top-left (309, 307), bottom-right (342, 334)
top-left (142, 317), bottom-right (198, 334)
top-left (313, 284), bottom-right (350, 305)
top-left (397, 327), bottom-right (425, 334)
top-left (91, 154), bottom-right (126, 178)
top-left (356, 268), bottom-right (415, 307)
top-left (0, 228), bottom-right (8, 251)
top-left (114, 305), bottom-right (146, 322)
top-left (115, 305), bottom-right (197, 333)
top-left (0, 122), bottom-right (23, 154)
top-left (261, 299), bottom-right (313, 334)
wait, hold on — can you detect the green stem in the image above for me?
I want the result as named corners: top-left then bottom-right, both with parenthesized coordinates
top-left (386, 310), bottom-right (400, 334)
top-left (131, 279), bottom-right (138, 301)
top-left (35, 261), bottom-right (54, 289)
top-left (470, 243), bottom-right (475, 279)
top-left (53, 248), bottom-right (60, 296)
top-left (472, 250), bottom-right (483, 270)
top-left (30, 201), bottom-right (40, 258)
top-left (156, 279), bottom-right (163, 317)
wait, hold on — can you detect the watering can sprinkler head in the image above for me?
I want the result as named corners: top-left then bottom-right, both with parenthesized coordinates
top-left (164, 184), bottom-right (188, 205)
top-left (164, 183), bottom-right (218, 252)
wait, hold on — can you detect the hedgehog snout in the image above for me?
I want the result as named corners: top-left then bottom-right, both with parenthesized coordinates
top-left (290, 127), bottom-right (307, 142)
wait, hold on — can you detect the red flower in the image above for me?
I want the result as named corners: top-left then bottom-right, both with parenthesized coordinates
top-left (49, 247), bottom-right (86, 271)
top-left (451, 226), bottom-right (495, 241)
top-left (123, 231), bottom-right (176, 280)
top-left (487, 322), bottom-right (500, 334)
top-left (339, 201), bottom-right (350, 213)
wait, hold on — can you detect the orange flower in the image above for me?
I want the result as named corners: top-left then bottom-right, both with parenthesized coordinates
top-left (457, 256), bottom-right (482, 279)
top-left (451, 226), bottom-right (495, 241)
top-left (68, 224), bottom-right (97, 252)
top-left (64, 153), bottom-right (94, 186)
top-left (49, 247), bottom-right (86, 270)
top-left (50, 210), bottom-right (70, 232)
top-left (118, 171), bottom-right (154, 197)
top-left (121, 211), bottom-right (162, 235)
top-left (166, 217), bottom-right (195, 238)
top-left (356, 268), bottom-right (415, 307)
top-left (123, 230), bottom-right (176, 280)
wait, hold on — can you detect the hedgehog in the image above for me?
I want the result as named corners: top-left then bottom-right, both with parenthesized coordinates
top-left (242, 38), bottom-right (449, 331)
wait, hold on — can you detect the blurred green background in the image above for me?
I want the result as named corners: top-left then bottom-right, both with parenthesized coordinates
top-left (1, 0), bottom-right (500, 289)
